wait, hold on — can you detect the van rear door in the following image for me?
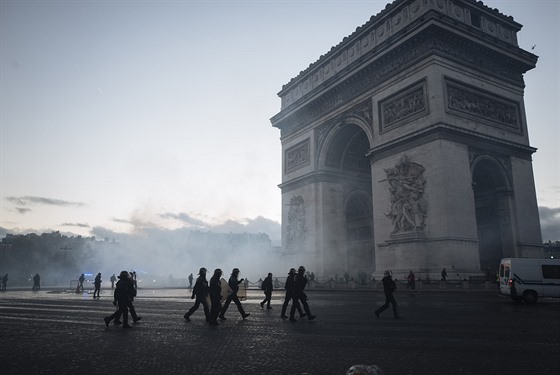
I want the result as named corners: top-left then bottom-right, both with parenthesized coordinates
top-left (499, 259), bottom-right (512, 296)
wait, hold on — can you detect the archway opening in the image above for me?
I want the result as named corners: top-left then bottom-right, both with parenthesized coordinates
top-left (324, 124), bottom-right (374, 278)
top-left (473, 159), bottom-right (511, 275)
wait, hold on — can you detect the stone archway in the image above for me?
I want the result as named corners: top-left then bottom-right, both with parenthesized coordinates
top-left (472, 157), bottom-right (514, 274)
top-left (321, 123), bottom-right (374, 276)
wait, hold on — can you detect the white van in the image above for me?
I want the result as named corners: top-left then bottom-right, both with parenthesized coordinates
top-left (499, 258), bottom-right (560, 304)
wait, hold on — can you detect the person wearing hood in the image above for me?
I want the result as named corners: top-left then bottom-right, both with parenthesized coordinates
top-left (375, 270), bottom-right (402, 319)
top-left (184, 267), bottom-right (210, 322)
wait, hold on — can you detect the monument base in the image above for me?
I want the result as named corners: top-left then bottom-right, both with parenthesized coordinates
top-left (376, 234), bottom-right (483, 282)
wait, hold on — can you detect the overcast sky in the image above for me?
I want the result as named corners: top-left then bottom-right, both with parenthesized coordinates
top-left (1, 0), bottom-right (558, 243)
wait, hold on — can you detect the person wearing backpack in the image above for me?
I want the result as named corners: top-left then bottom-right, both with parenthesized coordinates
top-left (260, 273), bottom-right (274, 309)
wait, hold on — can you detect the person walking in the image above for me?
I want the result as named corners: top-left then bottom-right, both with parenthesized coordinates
top-left (208, 268), bottom-right (223, 326)
top-left (188, 273), bottom-right (194, 289)
top-left (375, 270), bottom-right (402, 319)
top-left (260, 272), bottom-right (273, 310)
top-left (77, 273), bottom-right (85, 292)
top-left (184, 268), bottom-right (210, 322)
top-left (32, 273), bottom-right (41, 291)
top-left (219, 268), bottom-right (250, 320)
top-left (110, 273), bottom-right (116, 289)
top-left (93, 273), bottom-right (102, 299)
top-left (407, 270), bottom-right (416, 290)
top-left (281, 268), bottom-right (304, 319)
top-left (289, 266), bottom-right (316, 322)
top-left (104, 271), bottom-right (135, 328)
top-left (441, 268), bottom-right (448, 287)
top-left (112, 271), bottom-right (142, 325)
top-left (1, 273), bottom-right (8, 291)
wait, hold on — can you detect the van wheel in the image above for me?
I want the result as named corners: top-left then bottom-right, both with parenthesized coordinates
top-left (523, 291), bottom-right (538, 304)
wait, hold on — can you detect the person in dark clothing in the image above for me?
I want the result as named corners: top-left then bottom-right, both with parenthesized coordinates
top-left (184, 267), bottom-right (210, 322)
top-left (281, 268), bottom-right (304, 319)
top-left (1, 274), bottom-right (7, 291)
top-left (407, 270), bottom-right (415, 290)
top-left (289, 266), bottom-right (316, 322)
top-left (260, 272), bottom-right (274, 309)
top-left (441, 268), bottom-right (448, 284)
top-left (32, 273), bottom-right (41, 291)
top-left (188, 273), bottom-right (194, 289)
top-left (209, 268), bottom-right (223, 326)
top-left (375, 270), bottom-right (402, 319)
top-left (112, 271), bottom-right (142, 326)
top-left (110, 273), bottom-right (116, 289)
top-left (77, 273), bottom-right (85, 292)
top-left (93, 273), bottom-right (102, 298)
top-left (104, 271), bottom-right (135, 328)
top-left (219, 268), bottom-right (250, 320)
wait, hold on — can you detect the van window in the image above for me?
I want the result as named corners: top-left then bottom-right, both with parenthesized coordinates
top-left (500, 264), bottom-right (505, 277)
top-left (504, 265), bottom-right (510, 279)
top-left (542, 265), bottom-right (560, 279)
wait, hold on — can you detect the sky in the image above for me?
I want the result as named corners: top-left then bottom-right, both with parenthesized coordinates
top-left (1, 0), bottom-right (559, 244)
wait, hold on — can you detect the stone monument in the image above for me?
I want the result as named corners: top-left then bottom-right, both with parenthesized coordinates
top-left (270, 0), bottom-right (543, 280)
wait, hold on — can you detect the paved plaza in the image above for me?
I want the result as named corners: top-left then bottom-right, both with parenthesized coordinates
top-left (0, 287), bottom-right (558, 375)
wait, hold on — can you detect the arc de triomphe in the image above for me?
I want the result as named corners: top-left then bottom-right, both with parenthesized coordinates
top-left (270, 0), bottom-right (543, 280)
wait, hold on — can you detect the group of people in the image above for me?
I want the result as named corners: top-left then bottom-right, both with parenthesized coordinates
top-left (184, 267), bottom-right (251, 326)
top-left (184, 265), bottom-right (317, 326)
top-left (103, 270), bottom-right (142, 328)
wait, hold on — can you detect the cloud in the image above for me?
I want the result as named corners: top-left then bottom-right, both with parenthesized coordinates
top-left (15, 207), bottom-right (32, 214)
top-left (61, 223), bottom-right (90, 228)
top-left (6, 196), bottom-right (85, 207)
top-left (160, 212), bottom-right (207, 227)
top-left (539, 206), bottom-right (560, 242)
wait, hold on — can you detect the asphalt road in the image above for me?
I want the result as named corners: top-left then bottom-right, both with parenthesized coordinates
top-left (0, 289), bottom-right (558, 375)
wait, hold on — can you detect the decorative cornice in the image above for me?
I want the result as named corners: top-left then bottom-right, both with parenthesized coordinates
top-left (272, 25), bottom-right (535, 137)
top-left (279, 171), bottom-right (371, 193)
top-left (366, 122), bottom-right (536, 163)
top-left (275, 0), bottom-right (535, 112)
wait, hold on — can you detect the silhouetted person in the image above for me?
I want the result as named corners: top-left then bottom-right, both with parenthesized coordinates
top-left (375, 270), bottom-right (402, 319)
top-left (184, 268), bottom-right (210, 322)
top-left (77, 273), bottom-right (85, 292)
top-left (93, 273), bottom-right (102, 299)
top-left (281, 268), bottom-right (304, 319)
top-left (407, 270), bottom-right (416, 290)
top-left (188, 273), bottom-right (194, 289)
top-left (110, 273), bottom-right (116, 289)
top-left (290, 266), bottom-right (316, 322)
top-left (209, 268), bottom-right (223, 326)
top-left (219, 268), bottom-right (250, 320)
top-left (113, 271), bottom-right (142, 325)
top-left (32, 273), bottom-right (41, 291)
top-left (131, 270), bottom-right (137, 289)
top-left (1, 273), bottom-right (8, 291)
top-left (104, 271), bottom-right (135, 328)
top-left (441, 268), bottom-right (448, 286)
top-left (260, 272), bottom-right (273, 309)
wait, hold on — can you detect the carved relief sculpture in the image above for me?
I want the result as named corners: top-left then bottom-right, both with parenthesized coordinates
top-left (383, 155), bottom-right (428, 234)
top-left (286, 195), bottom-right (306, 249)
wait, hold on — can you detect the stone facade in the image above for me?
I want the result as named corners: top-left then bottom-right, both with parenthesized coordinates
top-left (270, 0), bottom-right (543, 280)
